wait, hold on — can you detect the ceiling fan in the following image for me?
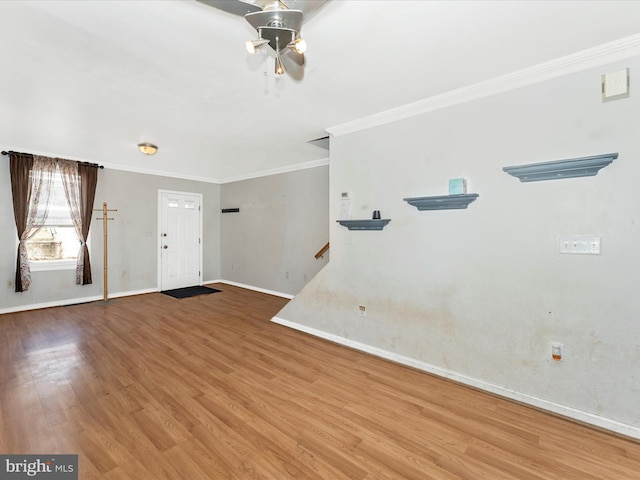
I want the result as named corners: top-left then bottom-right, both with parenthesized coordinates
top-left (196, 0), bottom-right (328, 80)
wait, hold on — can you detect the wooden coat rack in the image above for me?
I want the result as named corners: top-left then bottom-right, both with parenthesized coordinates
top-left (94, 202), bottom-right (117, 302)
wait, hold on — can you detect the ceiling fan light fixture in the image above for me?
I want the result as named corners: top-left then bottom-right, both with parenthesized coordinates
top-left (289, 37), bottom-right (307, 54)
top-left (246, 37), bottom-right (269, 54)
top-left (274, 52), bottom-right (285, 77)
top-left (138, 143), bottom-right (158, 155)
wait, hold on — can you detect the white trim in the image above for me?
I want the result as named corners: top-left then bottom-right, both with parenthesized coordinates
top-left (327, 33), bottom-right (640, 138)
top-left (29, 259), bottom-right (76, 272)
top-left (217, 280), bottom-right (294, 299)
top-left (0, 146), bottom-right (328, 185)
top-left (101, 157), bottom-right (329, 185)
top-left (0, 281), bottom-right (289, 315)
top-left (101, 162), bottom-right (222, 184)
top-left (218, 157), bottom-right (330, 184)
top-left (0, 288), bottom-right (157, 315)
top-left (271, 316), bottom-right (640, 441)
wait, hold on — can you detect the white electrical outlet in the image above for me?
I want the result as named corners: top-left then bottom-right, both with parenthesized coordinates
top-left (551, 342), bottom-right (565, 362)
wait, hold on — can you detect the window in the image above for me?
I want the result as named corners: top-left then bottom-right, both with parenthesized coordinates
top-left (25, 167), bottom-right (85, 271)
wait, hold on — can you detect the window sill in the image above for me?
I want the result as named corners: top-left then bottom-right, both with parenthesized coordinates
top-left (29, 260), bottom-right (77, 272)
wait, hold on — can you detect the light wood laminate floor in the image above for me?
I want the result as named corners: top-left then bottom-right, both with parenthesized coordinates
top-left (1, 283), bottom-right (639, 479)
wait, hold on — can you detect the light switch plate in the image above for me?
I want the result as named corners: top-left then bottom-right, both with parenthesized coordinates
top-left (602, 68), bottom-right (629, 101)
top-left (559, 235), bottom-right (601, 255)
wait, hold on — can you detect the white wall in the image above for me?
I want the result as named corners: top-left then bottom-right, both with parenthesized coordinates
top-left (220, 166), bottom-right (329, 296)
top-left (0, 167), bottom-right (220, 312)
top-left (276, 57), bottom-right (640, 437)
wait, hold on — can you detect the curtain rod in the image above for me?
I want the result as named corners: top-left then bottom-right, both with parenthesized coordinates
top-left (1, 150), bottom-right (104, 169)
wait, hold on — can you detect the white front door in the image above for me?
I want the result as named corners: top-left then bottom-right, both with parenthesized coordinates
top-left (159, 191), bottom-right (202, 290)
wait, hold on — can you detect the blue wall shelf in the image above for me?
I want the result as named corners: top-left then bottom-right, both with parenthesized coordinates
top-left (336, 219), bottom-right (391, 230)
top-left (503, 153), bottom-right (618, 182)
top-left (403, 193), bottom-right (479, 210)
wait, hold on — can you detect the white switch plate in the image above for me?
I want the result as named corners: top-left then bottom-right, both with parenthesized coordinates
top-left (340, 192), bottom-right (352, 219)
top-left (602, 68), bottom-right (629, 101)
top-left (559, 235), bottom-right (601, 255)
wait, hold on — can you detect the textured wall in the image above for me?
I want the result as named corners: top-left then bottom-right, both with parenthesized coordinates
top-left (220, 166), bottom-right (329, 295)
top-left (0, 167), bottom-right (220, 311)
top-left (277, 58), bottom-right (640, 435)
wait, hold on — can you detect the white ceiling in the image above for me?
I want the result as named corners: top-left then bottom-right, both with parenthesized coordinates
top-left (2, 0), bottom-right (640, 183)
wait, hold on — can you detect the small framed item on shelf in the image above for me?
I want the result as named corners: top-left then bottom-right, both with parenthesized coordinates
top-left (448, 178), bottom-right (467, 195)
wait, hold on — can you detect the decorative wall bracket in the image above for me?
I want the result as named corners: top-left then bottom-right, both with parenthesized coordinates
top-left (403, 193), bottom-right (479, 210)
top-left (503, 153), bottom-right (618, 182)
top-left (336, 219), bottom-right (391, 230)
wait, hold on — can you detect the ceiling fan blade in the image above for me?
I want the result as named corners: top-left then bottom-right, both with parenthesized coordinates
top-left (195, 0), bottom-right (261, 16)
top-left (280, 49), bottom-right (304, 81)
top-left (238, 0), bottom-right (329, 20)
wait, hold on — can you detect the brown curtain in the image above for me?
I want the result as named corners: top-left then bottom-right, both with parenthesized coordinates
top-left (77, 163), bottom-right (98, 285)
top-left (9, 154), bottom-right (56, 292)
top-left (58, 160), bottom-right (98, 285)
top-left (9, 152), bottom-right (99, 291)
top-left (9, 153), bottom-right (33, 292)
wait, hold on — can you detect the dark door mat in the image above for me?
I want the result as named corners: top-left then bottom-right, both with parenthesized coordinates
top-left (161, 286), bottom-right (222, 299)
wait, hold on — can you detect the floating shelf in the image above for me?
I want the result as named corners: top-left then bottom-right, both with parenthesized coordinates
top-left (336, 219), bottom-right (391, 230)
top-left (403, 193), bottom-right (479, 211)
top-left (503, 153), bottom-right (618, 182)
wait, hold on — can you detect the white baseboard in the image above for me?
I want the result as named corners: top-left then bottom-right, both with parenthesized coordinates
top-left (0, 280), bottom-right (289, 315)
top-left (271, 316), bottom-right (640, 441)
top-left (0, 287), bottom-right (158, 315)
top-left (211, 280), bottom-right (294, 299)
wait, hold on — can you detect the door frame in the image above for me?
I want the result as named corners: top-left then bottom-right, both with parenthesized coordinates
top-left (157, 189), bottom-right (204, 291)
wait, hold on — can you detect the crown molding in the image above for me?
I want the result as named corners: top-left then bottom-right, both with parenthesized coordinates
top-left (99, 157), bottom-right (329, 185)
top-left (327, 34), bottom-right (640, 138)
top-left (100, 162), bottom-right (222, 184)
top-left (218, 157), bottom-right (329, 184)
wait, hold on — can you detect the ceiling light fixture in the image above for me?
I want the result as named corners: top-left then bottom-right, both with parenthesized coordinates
top-left (274, 52), bottom-right (285, 77)
top-left (138, 143), bottom-right (158, 155)
top-left (244, 4), bottom-right (306, 79)
top-left (246, 36), bottom-right (270, 54)
top-left (274, 37), bottom-right (285, 77)
top-left (288, 37), bottom-right (306, 54)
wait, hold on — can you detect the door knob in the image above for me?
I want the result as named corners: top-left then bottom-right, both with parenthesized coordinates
top-left (163, 245), bottom-right (168, 249)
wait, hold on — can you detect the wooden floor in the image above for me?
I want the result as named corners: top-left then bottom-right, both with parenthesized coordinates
top-left (1, 284), bottom-right (639, 479)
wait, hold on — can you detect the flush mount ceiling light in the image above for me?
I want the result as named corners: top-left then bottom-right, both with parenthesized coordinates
top-left (138, 143), bottom-right (158, 155)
